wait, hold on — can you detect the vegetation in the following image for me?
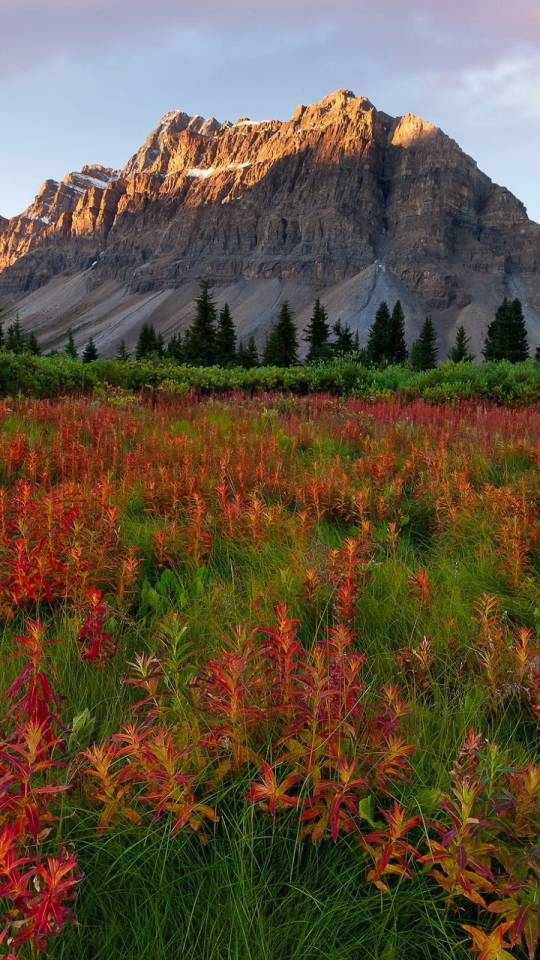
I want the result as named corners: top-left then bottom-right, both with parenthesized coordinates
top-left (484, 298), bottom-right (529, 363)
top-left (303, 297), bottom-right (331, 361)
top-left (449, 325), bottom-right (474, 363)
top-left (410, 317), bottom-right (438, 371)
top-left (262, 300), bottom-right (299, 367)
top-left (1, 392), bottom-right (540, 959)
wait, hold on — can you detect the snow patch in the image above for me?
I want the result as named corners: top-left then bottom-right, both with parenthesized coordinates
top-left (187, 167), bottom-right (216, 179)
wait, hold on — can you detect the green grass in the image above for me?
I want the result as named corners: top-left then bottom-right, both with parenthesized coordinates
top-left (1, 394), bottom-right (540, 959)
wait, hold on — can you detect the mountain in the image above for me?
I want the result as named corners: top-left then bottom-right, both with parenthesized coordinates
top-left (1, 89), bottom-right (540, 358)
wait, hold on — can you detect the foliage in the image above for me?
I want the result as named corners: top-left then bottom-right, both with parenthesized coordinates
top-left (183, 281), bottom-right (218, 366)
top-left (215, 303), bottom-right (237, 367)
top-left (367, 301), bottom-right (391, 365)
top-left (65, 332), bottom-right (78, 361)
top-left (1, 391), bottom-right (540, 954)
top-left (449, 325), bottom-right (474, 363)
top-left (410, 317), bottom-right (438, 371)
top-left (304, 298), bottom-right (331, 361)
top-left (262, 301), bottom-right (299, 367)
top-left (484, 299), bottom-right (529, 363)
top-left (81, 338), bottom-right (99, 364)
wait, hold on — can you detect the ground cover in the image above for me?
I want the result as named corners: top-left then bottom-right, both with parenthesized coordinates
top-left (3, 354), bottom-right (540, 404)
top-left (0, 392), bottom-right (540, 959)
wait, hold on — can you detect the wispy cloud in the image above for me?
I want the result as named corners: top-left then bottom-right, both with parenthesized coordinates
top-left (3, 0), bottom-right (540, 79)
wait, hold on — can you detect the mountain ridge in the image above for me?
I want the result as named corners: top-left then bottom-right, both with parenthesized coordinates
top-left (1, 89), bottom-right (539, 358)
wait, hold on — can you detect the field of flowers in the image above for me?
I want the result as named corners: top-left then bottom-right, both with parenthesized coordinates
top-left (1, 391), bottom-right (540, 959)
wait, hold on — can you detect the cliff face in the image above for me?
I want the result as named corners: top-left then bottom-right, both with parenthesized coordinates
top-left (1, 89), bottom-right (540, 357)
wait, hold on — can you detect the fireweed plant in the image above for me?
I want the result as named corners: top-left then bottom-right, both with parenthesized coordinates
top-left (1, 394), bottom-right (540, 957)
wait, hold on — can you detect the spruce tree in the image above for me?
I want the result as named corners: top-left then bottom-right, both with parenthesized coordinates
top-left (332, 320), bottom-right (356, 355)
top-left (82, 337), bottom-right (99, 363)
top-left (410, 317), bottom-right (438, 371)
top-left (216, 303), bottom-right (237, 366)
top-left (484, 298), bottom-right (529, 362)
top-left (116, 339), bottom-right (130, 361)
top-left (506, 298), bottom-right (529, 362)
top-left (184, 280), bottom-right (218, 366)
top-left (166, 333), bottom-right (184, 362)
top-left (156, 333), bottom-right (166, 359)
top-left (27, 332), bottom-right (40, 356)
top-left (135, 323), bottom-right (159, 360)
top-left (449, 325), bottom-right (474, 363)
top-left (304, 298), bottom-right (330, 362)
top-left (366, 301), bottom-right (391, 365)
top-left (6, 319), bottom-right (25, 354)
top-left (387, 301), bottom-right (408, 364)
top-left (262, 301), bottom-right (299, 367)
top-left (243, 336), bottom-right (259, 369)
top-left (65, 331), bottom-right (78, 360)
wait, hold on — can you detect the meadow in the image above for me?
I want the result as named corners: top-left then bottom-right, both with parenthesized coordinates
top-left (1, 390), bottom-right (540, 959)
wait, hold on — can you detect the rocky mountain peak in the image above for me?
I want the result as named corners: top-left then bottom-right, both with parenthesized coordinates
top-left (1, 90), bottom-right (540, 361)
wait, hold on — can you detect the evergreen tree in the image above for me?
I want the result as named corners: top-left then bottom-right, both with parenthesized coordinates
top-left (65, 331), bottom-right (78, 360)
top-left (303, 298), bottom-right (331, 362)
top-left (27, 332), bottom-right (40, 356)
top-left (184, 280), bottom-right (218, 366)
top-left (484, 298), bottom-right (529, 362)
top-left (449, 325), bottom-right (474, 363)
top-left (216, 303), bottom-right (237, 366)
top-left (535, 344), bottom-right (540, 361)
top-left (0, 323), bottom-right (4, 351)
top-left (387, 301), bottom-right (408, 363)
top-left (243, 335), bottom-right (259, 369)
top-left (332, 320), bottom-right (356, 355)
top-left (366, 301), bottom-right (391, 364)
top-left (136, 323), bottom-right (159, 360)
top-left (410, 317), bottom-right (438, 371)
top-left (82, 337), bottom-right (99, 363)
top-left (6, 319), bottom-right (25, 354)
top-left (165, 333), bottom-right (184, 362)
top-left (156, 333), bottom-right (166, 359)
top-left (506, 298), bottom-right (529, 362)
top-left (116, 339), bottom-right (130, 362)
top-left (262, 300), bottom-right (299, 367)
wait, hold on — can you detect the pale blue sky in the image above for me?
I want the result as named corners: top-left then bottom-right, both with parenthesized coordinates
top-left (2, 0), bottom-right (540, 221)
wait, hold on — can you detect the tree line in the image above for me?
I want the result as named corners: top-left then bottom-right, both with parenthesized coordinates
top-left (0, 284), bottom-right (535, 367)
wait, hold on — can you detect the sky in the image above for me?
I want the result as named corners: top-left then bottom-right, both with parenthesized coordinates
top-left (1, 0), bottom-right (540, 221)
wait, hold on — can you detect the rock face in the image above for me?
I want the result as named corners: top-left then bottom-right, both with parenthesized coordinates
top-left (1, 89), bottom-right (540, 357)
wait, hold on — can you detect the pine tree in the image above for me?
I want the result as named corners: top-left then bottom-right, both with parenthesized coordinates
top-left (116, 339), bottom-right (130, 361)
top-left (535, 344), bottom-right (540, 361)
top-left (484, 298), bottom-right (529, 362)
top-left (0, 323), bottom-right (4, 351)
top-left (332, 320), bottom-right (356, 355)
top-left (65, 331), bottom-right (78, 360)
top-left (216, 303), bottom-right (237, 366)
top-left (304, 298), bottom-right (331, 362)
top-left (387, 301), bottom-right (408, 364)
top-left (135, 323), bottom-right (159, 360)
top-left (410, 317), bottom-right (438, 371)
top-left (262, 300), bottom-right (299, 367)
top-left (27, 332), bottom-right (40, 356)
top-left (366, 301), bottom-right (391, 364)
top-left (6, 319), bottom-right (25, 354)
top-left (82, 337), bottom-right (99, 363)
top-left (449, 325), bottom-right (474, 363)
top-left (184, 280), bottom-right (218, 366)
top-left (243, 335), bottom-right (259, 369)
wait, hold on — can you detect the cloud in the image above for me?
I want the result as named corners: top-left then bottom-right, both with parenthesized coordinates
top-left (2, 0), bottom-right (540, 81)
